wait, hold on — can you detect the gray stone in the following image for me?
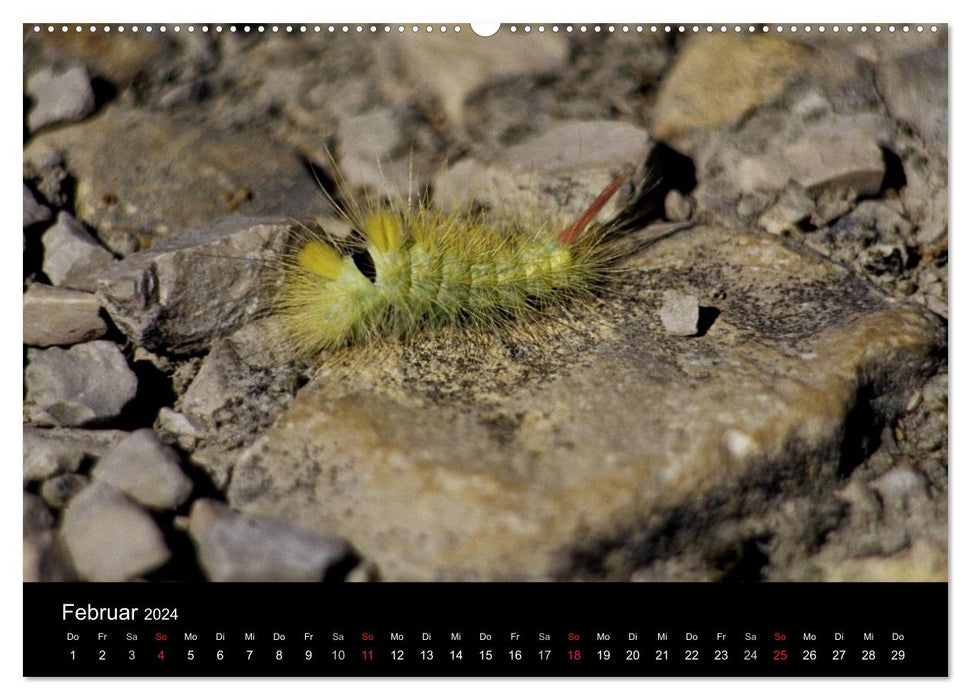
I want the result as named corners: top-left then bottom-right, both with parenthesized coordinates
top-left (659, 293), bottom-right (700, 336)
top-left (664, 190), bottom-right (693, 223)
top-left (23, 284), bottom-right (107, 347)
top-left (227, 225), bottom-right (944, 580)
top-left (61, 482), bottom-right (171, 581)
top-left (871, 468), bottom-right (929, 503)
top-left (23, 183), bottom-right (52, 228)
top-left (436, 121), bottom-right (651, 226)
top-left (24, 491), bottom-right (54, 536)
top-left (758, 187), bottom-right (815, 235)
top-left (41, 212), bottom-right (116, 292)
top-left (23, 426), bottom-right (127, 482)
top-left (25, 341), bottom-right (138, 427)
top-left (26, 65), bottom-right (96, 132)
top-left (498, 121), bottom-right (651, 176)
top-left (176, 318), bottom-right (304, 489)
top-left (737, 119), bottom-right (887, 196)
top-left (23, 106), bottom-right (327, 253)
top-left (24, 530), bottom-right (76, 582)
top-left (336, 108), bottom-right (403, 189)
top-left (91, 429), bottom-right (193, 511)
top-left (375, 32), bottom-right (568, 125)
top-left (97, 215), bottom-right (290, 354)
top-left (155, 408), bottom-right (205, 451)
top-left (41, 473), bottom-right (90, 509)
top-left (878, 48), bottom-right (947, 152)
top-left (24, 491), bottom-right (77, 582)
top-left (188, 499), bottom-right (349, 582)
top-left (693, 111), bottom-right (894, 230)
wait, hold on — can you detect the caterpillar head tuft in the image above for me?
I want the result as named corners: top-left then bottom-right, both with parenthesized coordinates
top-left (364, 209), bottom-right (404, 254)
top-left (297, 240), bottom-right (344, 281)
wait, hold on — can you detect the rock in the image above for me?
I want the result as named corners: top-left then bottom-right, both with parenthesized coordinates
top-left (177, 318), bottom-right (304, 488)
top-left (91, 429), bottom-right (193, 511)
top-left (878, 47), bottom-right (947, 153)
top-left (23, 183), bottom-right (52, 228)
top-left (652, 36), bottom-right (811, 147)
top-left (436, 120), bottom-right (651, 225)
top-left (188, 499), bottom-right (349, 582)
top-left (25, 64), bottom-right (96, 132)
top-left (758, 187), bottom-right (814, 235)
top-left (24, 491), bottom-right (54, 536)
top-left (23, 106), bottom-right (328, 253)
top-left (96, 215), bottom-right (290, 354)
top-left (659, 293), bottom-right (700, 336)
top-left (24, 530), bottom-right (76, 583)
top-left (25, 341), bottom-right (138, 427)
top-left (664, 190), bottom-right (693, 223)
top-left (41, 473), bottom-right (90, 509)
top-left (375, 32), bottom-right (568, 125)
top-left (500, 120), bottom-right (650, 175)
top-left (41, 212), bottom-right (116, 292)
top-left (871, 468), bottom-right (929, 504)
top-left (24, 491), bottom-right (77, 582)
top-left (227, 225), bottom-right (944, 580)
top-left (336, 108), bottom-right (404, 189)
top-left (61, 482), bottom-right (171, 581)
top-left (815, 538), bottom-right (946, 582)
top-left (23, 284), bottom-right (107, 347)
top-left (23, 426), bottom-right (127, 482)
top-left (25, 31), bottom-right (175, 89)
top-left (736, 117), bottom-right (887, 196)
top-left (155, 408), bottom-right (205, 451)
top-left (693, 112), bottom-right (894, 228)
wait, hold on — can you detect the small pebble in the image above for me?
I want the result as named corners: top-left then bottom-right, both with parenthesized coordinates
top-left (25, 340), bottom-right (138, 427)
top-left (188, 499), bottom-right (350, 582)
top-left (156, 407), bottom-right (206, 451)
top-left (41, 473), bottom-right (90, 509)
top-left (61, 482), bottom-right (171, 581)
top-left (659, 293), bottom-right (700, 336)
top-left (23, 183), bottom-right (52, 228)
top-left (41, 212), bottom-right (116, 292)
top-left (872, 468), bottom-right (928, 502)
top-left (23, 426), bottom-right (126, 482)
top-left (23, 284), bottom-right (107, 347)
top-left (26, 65), bottom-right (96, 132)
top-left (24, 492), bottom-right (55, 536)
top-left (664, 189), bottom-right (693, 222)
top-left (92, 429), bottom-right (193, 511)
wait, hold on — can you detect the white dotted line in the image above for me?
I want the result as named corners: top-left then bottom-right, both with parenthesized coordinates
top-left (30, 24), bottom-right (941, 34)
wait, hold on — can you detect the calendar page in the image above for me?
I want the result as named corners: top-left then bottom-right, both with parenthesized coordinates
top-left (21, 19), bottom-right (948, 678)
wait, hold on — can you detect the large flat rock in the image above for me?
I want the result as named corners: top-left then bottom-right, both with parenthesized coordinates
top-left (227, 225), bottom-right (943, 580)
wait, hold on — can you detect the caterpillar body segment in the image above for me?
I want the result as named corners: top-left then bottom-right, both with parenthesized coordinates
top-left (275, 174), bottom-right (629, 357)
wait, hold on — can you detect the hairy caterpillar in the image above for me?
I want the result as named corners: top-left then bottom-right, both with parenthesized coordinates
top-left (273, 162), bottom-right (656, 358)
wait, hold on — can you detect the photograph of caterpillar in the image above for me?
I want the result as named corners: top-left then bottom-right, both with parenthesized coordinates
top-left (23, 24), bottom-right (947, 582)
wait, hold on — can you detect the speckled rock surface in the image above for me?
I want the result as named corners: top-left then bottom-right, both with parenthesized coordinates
top-left (228, 225), bottom-right (943, 580)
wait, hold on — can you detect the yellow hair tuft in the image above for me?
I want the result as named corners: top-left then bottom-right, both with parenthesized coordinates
top-left (363, 210), bottom-right (403, 253)
top-left (297, 241), bottom-right (344, 280)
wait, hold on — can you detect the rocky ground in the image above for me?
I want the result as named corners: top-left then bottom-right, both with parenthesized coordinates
top-left (23, 25), bottom-right (947, 582)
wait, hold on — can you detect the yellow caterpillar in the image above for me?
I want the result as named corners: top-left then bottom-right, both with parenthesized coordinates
top-left (274, 171), bottom-right (632, 358)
